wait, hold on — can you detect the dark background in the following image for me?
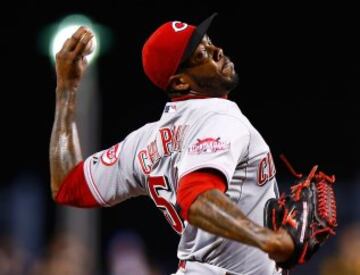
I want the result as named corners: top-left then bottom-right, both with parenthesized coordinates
top-left (0, 1), bottom-right (359, 274)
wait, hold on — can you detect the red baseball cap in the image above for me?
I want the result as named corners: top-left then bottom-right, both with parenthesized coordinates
top-left (142, 13), bottom-right (217, 90)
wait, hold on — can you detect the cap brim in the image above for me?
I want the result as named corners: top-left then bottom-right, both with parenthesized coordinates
top-left (181, 12), bottom-right (218, 63)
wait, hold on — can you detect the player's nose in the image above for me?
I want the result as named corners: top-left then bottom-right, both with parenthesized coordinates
top-left (213, 46), bottom-right (224, 62)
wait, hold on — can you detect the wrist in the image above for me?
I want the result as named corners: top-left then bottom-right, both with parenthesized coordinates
top-left (56, 79), bottom-right (79, 93)
top-left (265, 228), bottom-right (295, 263)
top-left (56, 84), bottom-right (77, 96)
top-left (55, 86), bottom-right (77, 109)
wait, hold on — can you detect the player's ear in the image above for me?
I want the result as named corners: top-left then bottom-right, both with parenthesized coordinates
top-left (168, 74), bottom-right (190, 92)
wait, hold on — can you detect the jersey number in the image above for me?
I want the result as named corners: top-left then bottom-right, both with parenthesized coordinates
top-left (148, 176), bottom-right (184, 234)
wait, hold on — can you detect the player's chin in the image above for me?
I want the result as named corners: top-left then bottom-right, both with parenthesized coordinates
top-left (220, 69), bottom-right (237, 83)
top-left (222, 72), bottom-right (235, 82)
top-left (221, 62), bottom-right (235, 78)
top-left (222, 73), bottom-right (239, 92)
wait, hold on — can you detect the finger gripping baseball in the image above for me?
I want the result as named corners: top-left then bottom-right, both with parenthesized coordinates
top-left (264, 165), bottom-right (337, 269)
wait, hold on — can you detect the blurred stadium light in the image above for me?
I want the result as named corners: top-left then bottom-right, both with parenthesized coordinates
top-left (38, 14), bottom-right (113, 64)
top-left (50, 14), bottom-right (99, 63)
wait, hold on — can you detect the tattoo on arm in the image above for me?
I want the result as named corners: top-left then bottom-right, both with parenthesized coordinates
top-left (188, 189), bottom-right (288, 254)
top-left (49, 88), bottom-right (82, 198)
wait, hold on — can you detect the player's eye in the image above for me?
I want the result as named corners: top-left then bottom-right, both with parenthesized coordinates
top-left (201, 49), bottom-right (209, 58)
top-left (196, 49), bottom-right (209, 61)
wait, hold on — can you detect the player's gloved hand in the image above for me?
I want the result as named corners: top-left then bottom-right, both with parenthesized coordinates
top-left (264, 164), bottom-right (337, 269)
top-left (55, 26), bottom-right (94, 91)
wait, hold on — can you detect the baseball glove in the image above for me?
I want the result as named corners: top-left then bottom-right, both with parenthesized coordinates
top-left (264, 156), bottom-right (337, 269)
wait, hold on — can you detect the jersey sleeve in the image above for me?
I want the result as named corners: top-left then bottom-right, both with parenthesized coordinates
top-left (83, 137), bottom-right (146, 207)
top-left (176, 114), bottom-right (250, 184)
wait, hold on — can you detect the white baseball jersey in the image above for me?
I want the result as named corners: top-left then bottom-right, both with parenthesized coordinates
top-left (83, 98), bottom-right (280, 275)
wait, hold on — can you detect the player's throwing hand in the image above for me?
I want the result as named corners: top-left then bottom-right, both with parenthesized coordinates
top-left (55, 26), bottom-right (94, 91)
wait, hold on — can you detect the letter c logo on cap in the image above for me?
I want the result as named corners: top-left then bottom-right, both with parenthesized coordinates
top-left (172, 21), bottom-right (188, 32)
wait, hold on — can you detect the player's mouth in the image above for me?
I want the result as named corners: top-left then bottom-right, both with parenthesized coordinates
top-left (221, 60), bottom-right (234, 76)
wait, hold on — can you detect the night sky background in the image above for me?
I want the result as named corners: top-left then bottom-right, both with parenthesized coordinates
top-left (0, 1), bottom-right (359, 274)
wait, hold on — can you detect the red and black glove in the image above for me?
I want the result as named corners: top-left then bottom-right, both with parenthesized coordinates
top-left (264, 164), bottom-right (337, 269)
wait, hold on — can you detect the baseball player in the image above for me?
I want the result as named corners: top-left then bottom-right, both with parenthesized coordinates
top-left (50, 13), bottom-right (295, 275)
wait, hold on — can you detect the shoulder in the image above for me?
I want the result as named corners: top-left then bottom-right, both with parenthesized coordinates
top-left (202, 100), bottom-right (249, 132)
top-left (192, 98), bottom-right (244, 121)
top-left (124, 121), bottom-right (158, 140)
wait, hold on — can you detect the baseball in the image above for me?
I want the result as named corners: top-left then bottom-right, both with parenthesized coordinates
top-left (83, 34), bottom-right (95, 56)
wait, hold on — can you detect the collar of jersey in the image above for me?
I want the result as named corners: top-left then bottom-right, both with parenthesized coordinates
top-left (171, 94), bottom-right (228, 102)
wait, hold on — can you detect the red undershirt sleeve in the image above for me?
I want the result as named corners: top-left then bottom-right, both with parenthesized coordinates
top-left (55, 161), bottom-right (100, 208)
top-left (176, 169), bottom-right (227, 221)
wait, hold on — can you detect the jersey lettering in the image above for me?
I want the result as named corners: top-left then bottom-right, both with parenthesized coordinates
top-left (173, 125), bottom-right (187, 151)
top-left (147, 139), bottom-right (161, 164)
top-left (137, 125), bottom-right (189, 175)
top-left (137, 150), bottom-right (152, 175)
top-left (148, 176), bottom-right (184, 234)
top-left (159, 128), bottom-right (173, 156)
top-left (257, 152), bottom-right (276, 185)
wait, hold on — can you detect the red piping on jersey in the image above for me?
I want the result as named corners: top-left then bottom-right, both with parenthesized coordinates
top-left (55, 161), bottom-right (99, 208)
top-left (171, 94), bottom-right (228, 102)
top-left (88, 160), bottom-right (110, 206)
top-left (176, 169), bottom-right (227, 220)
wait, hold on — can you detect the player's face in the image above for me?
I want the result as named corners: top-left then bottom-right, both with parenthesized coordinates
top-left (181, 35), bottom-right (238, 96)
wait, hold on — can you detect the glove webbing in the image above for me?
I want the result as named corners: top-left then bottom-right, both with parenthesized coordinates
top-left (278, 154), bottom-right (337, 265)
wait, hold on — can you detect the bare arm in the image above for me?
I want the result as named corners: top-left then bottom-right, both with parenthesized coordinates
top-left (49, 27), bottom-right (94, 198)
top-left (188, 189), bottom-right (294, 262)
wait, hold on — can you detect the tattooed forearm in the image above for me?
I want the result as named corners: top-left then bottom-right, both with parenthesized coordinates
top-left (49, 27), bottom-right (93, 198)
top-left (188, 189), bottom-right (294, 260)
top-left (49, 87), bottom-right (82, 198)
